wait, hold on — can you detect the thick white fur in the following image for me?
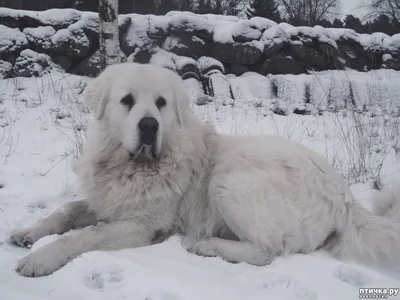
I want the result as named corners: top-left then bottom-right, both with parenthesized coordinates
top-left (10, 62), bottom-right (400, 277)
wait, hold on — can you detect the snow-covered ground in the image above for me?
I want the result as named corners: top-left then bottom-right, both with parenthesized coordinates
top-left (1, 70), bottom-right (400, 300)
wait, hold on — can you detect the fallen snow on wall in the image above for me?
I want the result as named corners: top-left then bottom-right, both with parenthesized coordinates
top-left (1, 7), bottom-right (399, 54)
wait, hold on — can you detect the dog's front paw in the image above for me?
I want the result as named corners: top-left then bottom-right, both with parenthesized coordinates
top-left (187, 239), bottom-right (220, 258)
top-left (9, 228), bottom-right (38, 248)
top-left (16, 241), bottom-right (70, 277)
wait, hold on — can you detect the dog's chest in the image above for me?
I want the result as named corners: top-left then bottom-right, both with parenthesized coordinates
top-left (86, 164), bottom-right (190, 222)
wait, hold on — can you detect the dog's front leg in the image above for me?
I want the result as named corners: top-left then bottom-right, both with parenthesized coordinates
top-left (15, 219), bottom-right (157, 277)
top-left (10, 200), bottom-right (97, 248)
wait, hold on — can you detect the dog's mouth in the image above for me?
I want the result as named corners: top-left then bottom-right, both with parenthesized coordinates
top-left (129, 144), bottom-right (157, 163)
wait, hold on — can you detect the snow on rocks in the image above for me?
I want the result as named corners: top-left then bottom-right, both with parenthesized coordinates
top-left (1, 7), bottom-right (400, 79)
top-left (52, 28), bottom-right (91, 58)
top-left (0, 59), bottom-right (13, 79)
top-left (0, 25), bottom-right (28, 56)
top-left (12, 49), bottom-right (57, 77)
top-left (23, 26), bottom-right (56, 51)
top-left (232, 20), bottom-right (262, 43)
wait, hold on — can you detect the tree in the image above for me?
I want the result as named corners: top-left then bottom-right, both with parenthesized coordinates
top-left (315, 18), bottom-right (332, 27)
top-left (332, 17), bottom-right (344, 27)
top-left (118, 0), bottom-right (158, 14)
top-left (157, 0), bottom-right (179, 14)
top-left (370, 14), bottom-right (393, 33)
top-left (178, 0), bottom-right (195, 11)
top-left (246, 0), bottom-right (280, 21)
top-left (200, 0), bottom-right (243, 15)
top-left (364, 0), bottom-right (400, 23)
top-left (196, 0), bottom-right (213, 13)
top-left (344, 14), bottom-right (365, 33)
top-left (99, 0), bottom-right (120, 70)
top-left (278, 0), bottom-right (341, 26)
top-left (364, 14), bottom-right (396, 34)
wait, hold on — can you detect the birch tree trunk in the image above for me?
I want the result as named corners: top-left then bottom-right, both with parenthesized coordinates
top-left (99, 0), bottom-right (120, 70)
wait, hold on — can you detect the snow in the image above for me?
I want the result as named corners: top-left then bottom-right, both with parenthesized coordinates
top-left (197, 56), bottom-right (225, 74)
top-left (287, 26), bottom-right (338, 49)
top-left (1, 8), bottom-right (400, 67)
top-left (0, 7), bottom-right (81, 27)
top-left (213, 20), bottom-right (236, 43)
top-left (383, 33), bottom-right (400, 53)
top-left (168, 12), bottom-right (214, 38)
top-left (359, 32), bottom-right (390, 52)
top-left (383, 53), bottom-right (393, 61)
top-left (249, 17), bottom-right (277, 31)
top-left (261, 25), bottom-right (291, 45)
top-left (150, 50), bottom-right (177, 71)
top-left (33, 9), bottom-right (81, 26)
top-left (231, 20), bottom-right (262, 41)
top-left (23, 26), bottom-right (56, 50)
top-left (0, 25), bottom-right (28, 54)
top-left (123, 15), bottom-right (160, 49)
top-left (0, 60), bottom-right (12, 78)
top-left (1, 69), bottom-right (400, 299)
top-left (175, 56), bottom-right (197, 71)
top-left (12, 49), bottom-right (56, 77)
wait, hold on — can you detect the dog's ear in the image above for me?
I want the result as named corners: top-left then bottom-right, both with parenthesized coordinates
top-left (172, 77), bottom-right (190, 125)
top-left (84, 72), bottom-right (110, 119)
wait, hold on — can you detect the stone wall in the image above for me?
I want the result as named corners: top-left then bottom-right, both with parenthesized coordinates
top-left (1, 8), bottom-right (400, 80)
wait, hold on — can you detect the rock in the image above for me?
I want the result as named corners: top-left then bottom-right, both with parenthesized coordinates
top-left (119, 15), bottom-right (132, 34)
top-left (120, 19), bottom-right (153, 56)
top-left (162, 35), bottom-right (209, 58)
top-left (52, 55), bottom-right (73, 72)
top-left (290, 44), bottom-right (330, 70)
top-left (168, 14), bottom-right (214, 42)
top-left (0, 25), bottom-right (28, 59)
top-left (0, 60), bottom-right (13, 79)
top-left (70, 13), bottom-right (99, 40)
top-left (382, 54), bottom-right (400, 71)
top-left (149, 51), bottom-right (177, 71)
top-left (318, 43), bottom-right (338, 58)
top-left (260, 56), bottom-right (306, 75)
top-left (175, 57), bottom-right (201, 80)
top-left (232, 20), bottom-right (262, 43)
top-left (13, 49), bottom-right (55, 77)
top-left (225, 63), bottom-right (250, 76)
top-left (328, 56), bottom-right (345, 70)
top-left (0, 8), bottom-right (81, 31)
top-left (74, 50), bottom-right (101, 77)
top-left (197, 56), bottom-right (225, 75)
top-left (52, 28), bottom-right (91, 58)
top-left (212, 41), bottom-right (263, 65)
top-left (364, 51), bottom-right (382, 70)
top-left (249, 17), bottom-right (277, 31)
top-left (337, 42), bottom-right (367, 71)
top-left (71, 15), bottom-right (131, 47)
top-left (23, 26), bottom-right (56, 52)
top-left (74, 50), bottom-right (125, 77)
top-left (127, 46), bottom-right (153, 64)
top-left (264, 42), bottom-right (288, 58)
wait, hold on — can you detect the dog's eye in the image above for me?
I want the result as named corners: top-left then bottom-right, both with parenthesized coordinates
top-left (156, 96), bottom-right (166, 109)
top-left (120, 94), bottom-right (135, 110)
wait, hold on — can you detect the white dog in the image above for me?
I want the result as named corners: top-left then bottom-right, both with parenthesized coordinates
top-left (10, 62), bottom-right (400, 277)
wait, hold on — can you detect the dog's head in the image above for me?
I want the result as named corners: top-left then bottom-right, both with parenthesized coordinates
top-left (84, 62), bottom-right (190, 163)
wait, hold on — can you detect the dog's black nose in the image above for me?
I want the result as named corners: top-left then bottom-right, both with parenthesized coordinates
top-left (138, 117), bottom-right (159, 134)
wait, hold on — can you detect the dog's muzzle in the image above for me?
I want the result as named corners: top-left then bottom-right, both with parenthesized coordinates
top-left (138, 116), bottom-right (158, 145)
top-left (129, 117), bottom-right (159, 161)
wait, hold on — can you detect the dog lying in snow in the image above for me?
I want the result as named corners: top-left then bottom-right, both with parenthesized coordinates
top-left (10, 62), bottom-right (400, 277)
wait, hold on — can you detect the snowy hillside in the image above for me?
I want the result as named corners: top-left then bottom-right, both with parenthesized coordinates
top-left (1, 68), bottom-right (400, 300)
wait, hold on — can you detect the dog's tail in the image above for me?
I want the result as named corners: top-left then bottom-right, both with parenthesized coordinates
top-left (326, 185), bottom-right (400, 267)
